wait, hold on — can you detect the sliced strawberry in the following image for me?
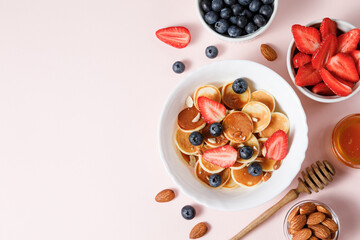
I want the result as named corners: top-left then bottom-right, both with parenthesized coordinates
top-left (293, 52), bottom-right (311, 68)
top-left (311, 34), bottom-right (337, 69)
top-left (197, 96), bottom-right (226, 124)
top-left (312, 82), bottom-right (335, 96)
top-left (320, 17), bottom-right (337, 40)
top-left (326, 53), bottom-right (359, 82)
top-left (295, 63), bottom-right (322, 87)
top-left (319, 68), bottom-right (353, 96)
top-left (338, 78), bottom-right (355, 88)
top-left (350, 50), bottom-right (360, 75)
top-left (292, 24), bottom-right (321, 54)
top-left (155, 26), bottom-right (191, 49)
top-left (264, 130), bottom-right (288, 161)
top-left (336, 28), bottom-right (360, 53)
top-left (203, 145), bottom-right (237, 168)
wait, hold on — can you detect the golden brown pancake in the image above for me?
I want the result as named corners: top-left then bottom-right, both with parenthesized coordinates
top-left (202, 124), bottom-right (229, 148)
top-left (230, 161), bottom-right (246, 170)
top-left (251, 90), bottom-right (276, 112)
top-left (175, 129), bottom-right (202, 155)
top-left (222, 173), bottom-right (240, 189)
top-left (195, 161), bottom-right (231, 188)
top-left (257, 157), bottom-right (282, 171)
top-left (221, 82), bottom-right (251, 109)
top-left (231, 166), bottom-right (263, 188)
top-left (237, 134), bottom-right (260, 163)
top-left (193, 85), bottom-right (221, 110)
top-left (223, 111), bottom-right (253, 143)
top-left (177, 107), bottom-right (206, 132)
top-left (199, 155), bottom-right (224, 173)
top-left (242, 101), bottom-right (271, 133)
top-left (259, 112), bottom-right (290, 138)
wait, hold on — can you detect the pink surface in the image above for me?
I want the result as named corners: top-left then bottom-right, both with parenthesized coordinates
top-left (0, 0), bottom-right (359, 239)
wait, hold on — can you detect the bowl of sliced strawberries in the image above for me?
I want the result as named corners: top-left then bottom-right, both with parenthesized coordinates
top-left (287, 18), bottom-right (360, 103)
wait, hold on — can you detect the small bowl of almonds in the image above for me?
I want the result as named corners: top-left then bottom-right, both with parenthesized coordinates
top-left (284, 200), bottom-right (340, 240)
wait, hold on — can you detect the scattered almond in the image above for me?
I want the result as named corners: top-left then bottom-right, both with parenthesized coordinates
top-left (186, 96), bottom-right (194, 108)
top-left (289, 214), bottom-right (307, 232)
top-left (292, 228), bottom-right (312, 240)
top-left (307, 212), bottom-right (326, 225)
top-left (299, 202), bottom-right (316, 215)
top-left (308, 224), bottom-right (331, 239)
top-left (192, 112), bottom-right (201, 122)
top-left (288, 206), bottom-right (300, 223)
top-left (252, 117), bottom-right (259, 122)
top-left (189, 222), bottom-right (208, 239)
top-left (316, 205), bottom-right (332, 217)
top-left (155, 189), bottom-right (175, 203)
top-left (207, 138), bottom-right (217, 144)
top-left (260, 44), bottom-right (278, 61)
top-left (189, 155), bottom-right (197, 167)
top-left (321, 218), bottom-right (338, 233)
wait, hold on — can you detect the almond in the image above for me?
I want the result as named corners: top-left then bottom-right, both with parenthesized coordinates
top-left (293, 228), bottom-right (312, 240)
top-left (288, 206), bottom-right (300, 223)
top-left (307, 212), bottom-right (326, 225)
top-left (316, 205), bottom-right (332, 217)
top-left (308, 224), bottom-right (331, 239)
top-left (309, 236), bottom-right (319, 240)
top-left (189, 222), bottom-right (208, 239)
top-left (289, 214), bottom-right (307, 232)
top-left (300, 202), bottom-right (316, 215)
top-left (321, 218), bottom-right (338, 233)
top-left (155, 189), bottom-right (175, 202)
top-left (260, 44), bottom-right (278, 61)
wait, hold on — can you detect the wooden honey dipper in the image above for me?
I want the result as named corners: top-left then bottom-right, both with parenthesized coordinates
top-left (231, 160), bottom-right (336, 240)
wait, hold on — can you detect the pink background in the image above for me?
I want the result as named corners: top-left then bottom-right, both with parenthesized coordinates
top-left (0, 0), bottom-right (359, 239)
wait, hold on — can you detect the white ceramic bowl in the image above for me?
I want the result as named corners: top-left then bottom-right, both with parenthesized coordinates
top-left (196, 0), bottom-right (278, 42)
top-left (287, 19), bottom-right (360, 103)
top-left (158, 60), bottom-right (308, 211)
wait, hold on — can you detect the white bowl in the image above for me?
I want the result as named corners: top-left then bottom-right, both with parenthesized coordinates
top-left (196, 0), bottom-right (278, 42)
top-left (158, 60), bottom-right (308, 211)
top-left (287, 19), bottom-right (360, 103)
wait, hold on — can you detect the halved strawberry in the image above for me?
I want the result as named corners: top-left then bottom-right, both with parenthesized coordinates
top-left (336, 28), bottom-right (360, 53)
top-left (295, 63), bottom-right (322, 87)
top-left (320, 18), bottom-right (337, 40)
top-left (264, 130), bottom-right (288, 161)
top-left (319, 68), bottom-right (353, 96)
top-left (203, 145), bottom-right (237, 168)
top-left (155, 26), bottom-right (191, 49)
top-left (197, 96), bottom-right (226, 124)
top-left (311, 34), bottom-right (337, 69)
top-left (350, 50), bottom-right (360, 75)
top-left (293, 52), bottom-right (311, 68)
top-left (312, 82), bottom-right (335, 96)
top-left (338, 78), bottom-right (355, 88)
top-left (326, 53), bottom-right (359, 82)
top-left (292, 24), bottom-right (321, 54)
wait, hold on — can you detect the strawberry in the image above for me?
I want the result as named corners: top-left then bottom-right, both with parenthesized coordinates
top-left (338, 78), bottom-right (355, 88)
top-left (203, 145), bottom-right (237, 168)
top-left (264, 130), bottom-right (288, 161)
top-left (312, 82), bottom-right (335, 96)
top-left (311, 34), bottom-right (337, 69)
top-left (155, 26), bottom-right (191, 49)
top-left (350, 50), bottom-right (360, 75)
top-left (293, 52), bottom-right (311, 68)
top-left (336, 28), bottom-right (360, 53)
top-left (197, 96), bottom-right (226, 124)
top-left (292, 24), bottom-right (321, 54)
top-left (320, 17), bottom-right (337, 40)
top-left (295, 63), bottom-right (322, 87)
top-left (326, 53), bottom-right (359, 82)
top-left (319, 68), bottom-right (353, 96)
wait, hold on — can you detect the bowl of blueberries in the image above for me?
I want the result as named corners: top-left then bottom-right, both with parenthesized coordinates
top-left (197, 0), bottom-right (278, 41)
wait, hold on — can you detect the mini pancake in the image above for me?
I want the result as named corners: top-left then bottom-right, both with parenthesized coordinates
top-left (202, 124), bottom-right (229, 148)
top-left (222, 173), bottom-right (240, 189)
top-left (177, 107), bottom-right (206, 132)
top-left (195, 161), bottom-right (231, 188)
top-left (175, 128), bottom-right (202, 155)
top-left (257, 157), bottom-right (282, 172)
top-left (231, 166), bottom-right (263, 188)
top-left (193, 85), bottom-right (221, 110)
top-left (251, 90), bottom-right (276, 112)
top-left (230, 161), bottom-right (247, 170)
top-left (221, 82), bottom-right (251, 109)
top-left (199, 155), bottom-right (224, 174)
top-left (242, 101), bottom-right (271, 133)
top-left (223, 111), bottom-right (253, 143)
top-left (257, 138), bottom-right (268, 157)
top-left (237, 134), bottom-right (260, 163)
top-left (259, 112), bottom-right (290, 138)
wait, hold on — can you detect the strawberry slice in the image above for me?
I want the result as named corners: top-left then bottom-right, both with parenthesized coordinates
top-left (197, 96), bottom-right (226, 124)
top-left (264, 130), bottom-right (288, 161)
top-left (295, 63), bottom-right (322, 87)
top-left (326, 53), bottom-right (359, 82)
top-left (338, 78), bottom-right (355, 88)
top-left (336, 28), bottom-right (360, 53)
top-left (311, 34), bottom-right (337, 69)
top-left (319, 68), bottom-right (353, 96)
top-left (293, 52), bottom-right (311, 68)
top-left (203, 145), bottom-right (237, 168)
top-left (350, 50), bottom-right (360, 75)
top-left (320, 17), bottom-right (337, 40)
top-left (155, 26), bottom-right (191, 49)
top-left (292, 24), bottom-right (321, 54)
top-left (312, 82), bottom-right (335, 96)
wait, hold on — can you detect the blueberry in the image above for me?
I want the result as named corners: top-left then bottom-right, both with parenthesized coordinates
top-left (239, 145), bottom-right (254, 159)
top-left (259, 4), bottom-right (273, 18)
top-left (224, 0), bottom-right (236, 5)
top-left (240, 9), bottom-right (253, 19)
top-left (236, 15), bottom-right (248, 28)
top-left (228, 25), bottom-right (242, 37)
top-left (231, 4), bottom-right (243, 15)
top-left (253, 14), bottom-right (267, 27)
top-left (212, 0), bottom-right (224, 11)
top-left (205, 45), bottom-right (219, 59)
top-left (209, 122), bottom-right (223, 136)
top-left (230, 15), bottom-right (239, 24)
top-left (220, 7), bottom-right (232, 19)
top-left (209, 174), bottom-right (222, 187)
top-left (245, 22), bottom-right (257, 34)
top-left (172, 61), bottom-right (185, 74)
top-left (201, 0), bottom-right (212, 12)
top-left (189, 132), bottom-right (203, 146)
top-left (181, 205), bottom-right (196, 220)
top-left (248, 162), bottom-right (263, 177)
top-left (204, 11), bottom-right (219, 24)
top-left (214, 19), bottom-right (229, 34)
top-left (249, 0), bottom-right (262, 12)
top-left (232, 78), bottom-right (248, 94)
top-left (238, 0), bottom-right (251, 5)
top-left (261, 0), bottom-right (273, 4)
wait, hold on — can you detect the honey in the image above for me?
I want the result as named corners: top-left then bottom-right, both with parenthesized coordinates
top-left (331, 114), bottom-right (360, 168)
